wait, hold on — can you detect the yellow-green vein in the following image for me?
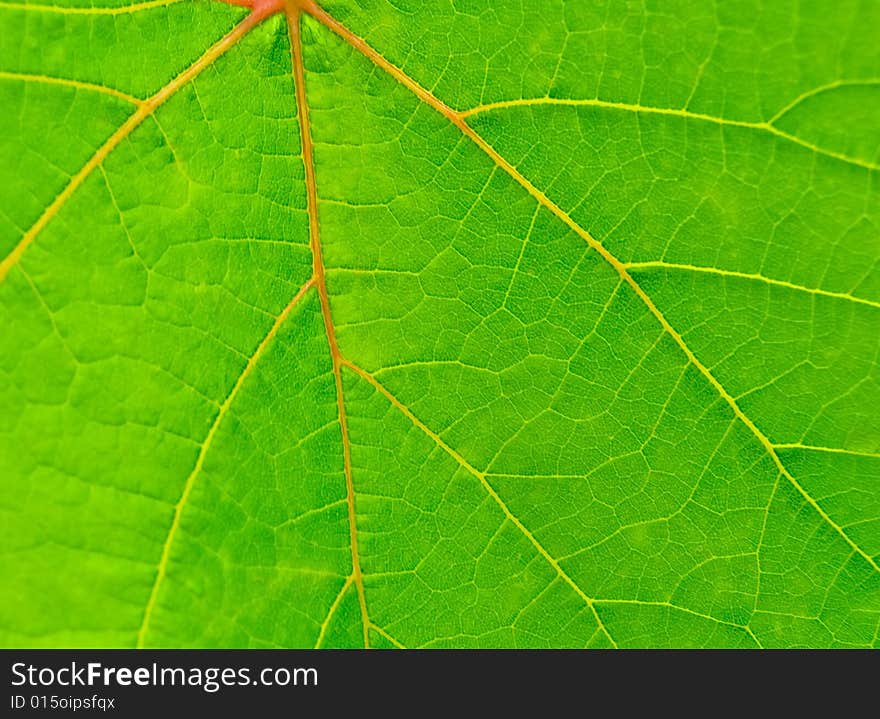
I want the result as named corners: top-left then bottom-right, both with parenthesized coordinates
top-left (136, 278), bottom-right (314, 647)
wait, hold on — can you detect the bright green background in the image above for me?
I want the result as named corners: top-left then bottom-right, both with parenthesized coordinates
top-left (0, 0), bottom-right (878, 648)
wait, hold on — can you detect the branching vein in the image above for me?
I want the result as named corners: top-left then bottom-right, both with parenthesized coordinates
top-left (137, 277), bottom-right (314, 647)
top-left (341, 358), bottom-right (619, 648)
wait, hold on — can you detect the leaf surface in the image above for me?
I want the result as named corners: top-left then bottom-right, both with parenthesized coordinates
top-left (1, 0), bottom-right (879, 648)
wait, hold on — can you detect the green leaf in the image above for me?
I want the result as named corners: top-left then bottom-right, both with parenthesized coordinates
top-left (1, 0), bottom-right (878, 649)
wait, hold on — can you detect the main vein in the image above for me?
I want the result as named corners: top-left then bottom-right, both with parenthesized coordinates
top-left (287, 6), bottom-right (371, 649)
top-left (305, 3), bottom-right (880, 576)
top-left (0, 11), bottom-right (263, 285)
top-left (137, 278), bottom-right (314, 647)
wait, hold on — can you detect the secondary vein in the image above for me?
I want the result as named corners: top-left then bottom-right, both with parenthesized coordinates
top-left (624, 261), bottom-right (880, 310)
top-left (0, 0), bottom-right (184, 15)
top-left (137, 277), bottom-right (315, 648)
top-left (313, 576), bottom-right (353, 648)
top-left (341, 358), bottom-right (619, 648)
top-left (459, 95), bottom-right (880, 173)
top-left (0, 11), bottom-right (264, 285)
top-left (0, 70), bottom-right (145, 106)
